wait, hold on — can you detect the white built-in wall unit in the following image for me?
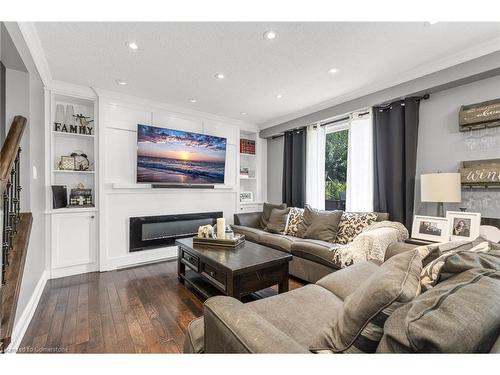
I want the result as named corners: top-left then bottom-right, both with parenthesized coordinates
top-left (238, 129), bottom-right (267, 213)
top-left (45, 84), bottom-right (265, 277)
top-left (45, 88), bottom-right (99, 278)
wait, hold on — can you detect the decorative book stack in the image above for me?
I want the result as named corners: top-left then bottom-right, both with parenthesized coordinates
top-left (240, 138), bottom-right (256, 154)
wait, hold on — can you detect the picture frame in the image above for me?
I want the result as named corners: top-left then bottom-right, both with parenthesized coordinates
top-left (59, 155), bottom-right (76, 171)
top-left (412, 215), bottom-right (450, 243)
top-left (240, 191), bottom-right (254, 202)
top-left (446, 211), bottom-right (481, 242)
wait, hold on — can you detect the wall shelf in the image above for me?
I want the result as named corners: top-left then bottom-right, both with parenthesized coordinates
top-left (45, 207), bottom-right (98, 214)
top-left (53, 170), bottom-right (95, 174)
top-left (52, 131), bottom-right (94, 139)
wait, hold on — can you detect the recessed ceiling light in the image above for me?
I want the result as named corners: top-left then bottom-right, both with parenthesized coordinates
top-left (275, 94), bottom-right (283, 99)
top-left (328, 67), bottom-right (339, 74)
top-left (188, 98), bottom-right (197, 103)
top-left (263, 30), bottom-right (277, 40)
top-left (428, 21), bottom-right (439, 25)
top-left (126, 41), bottom-right (139, 50)
top-left (215, 73), bottom-right (225, 80)
top-left (115, 79), bottom-right (127, 85)
top-left (240, 112), bottom-right (248, 116)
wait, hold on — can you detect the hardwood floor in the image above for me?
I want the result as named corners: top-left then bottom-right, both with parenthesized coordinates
top-left (19, 259), bottom-right (303, 353)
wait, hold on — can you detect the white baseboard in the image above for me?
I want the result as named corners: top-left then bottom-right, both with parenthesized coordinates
top-left (6, 270), bottom-right (49, 353)
top-left (50, 263), bottom-right (98, 279)
top-left (101, 246), bottom-right (178, 271)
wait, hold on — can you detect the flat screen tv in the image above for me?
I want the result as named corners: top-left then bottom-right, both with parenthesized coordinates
top-left (136, 124), bottom-right (227, 185)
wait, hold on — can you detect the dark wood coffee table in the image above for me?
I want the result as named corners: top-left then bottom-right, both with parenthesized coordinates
top-left (176, 238), bottom-right (292, 301)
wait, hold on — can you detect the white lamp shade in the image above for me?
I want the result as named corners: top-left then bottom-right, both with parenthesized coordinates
top-left (421, 173), bottom-right (461, 203)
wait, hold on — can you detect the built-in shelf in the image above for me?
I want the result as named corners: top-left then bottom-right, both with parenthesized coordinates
top-left (53, 170), bottom-right (95, 174)
top-left (239, 177), bottom-right (256, 180)
top-left (240, 153), bottom-right (256, 157)
top-left (239, 201), bottom-right (263, 206)
top-left (52, 131), bottom-right (94, 139)
top-left (45, 207), bottom-right (98, 214)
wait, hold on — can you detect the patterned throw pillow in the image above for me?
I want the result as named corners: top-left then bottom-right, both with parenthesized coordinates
top-left (334, 212), bottom-right (378, 244)
top-left (285, 207), bottom-right (304, 237)
top-left (419, 240), bottom-right (491, 292)
top-left (310, 248), bottom-right (423, 353)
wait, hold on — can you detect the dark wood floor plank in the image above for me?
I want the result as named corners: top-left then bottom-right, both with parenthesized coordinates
top-left (20, 259), bottom-right (305, 353)
top-left (75, 280), bottom-right (90, 345)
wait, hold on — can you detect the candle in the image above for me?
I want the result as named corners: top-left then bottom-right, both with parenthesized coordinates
top-left (216, 218), bottom-right (225, 239)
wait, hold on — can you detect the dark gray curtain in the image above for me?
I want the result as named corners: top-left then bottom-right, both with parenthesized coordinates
top-left (282, 128), bottom-right (306, 207)
top-left (373, 98), bottom-right (420, 229)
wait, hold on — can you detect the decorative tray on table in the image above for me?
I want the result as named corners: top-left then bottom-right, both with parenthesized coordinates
top-left (192, 234), bottom-right (245, 248)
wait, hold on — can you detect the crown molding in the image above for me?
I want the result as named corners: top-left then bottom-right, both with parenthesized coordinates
top-left (17, 22), bottom-right (52, 86)
top-left (93, 87), bottom-right (258, 130)
top-left (259, 35), bottom-right (500, 129)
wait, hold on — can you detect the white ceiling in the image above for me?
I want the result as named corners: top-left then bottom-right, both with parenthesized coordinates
top-left (34, 22), bottom-right (500, 127)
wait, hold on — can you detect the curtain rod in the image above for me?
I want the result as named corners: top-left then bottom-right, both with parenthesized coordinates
top-left (318, 110), bottom-right (370, 128)
top-left (376, 93), bottom-right (430, 110)
top-left (270, 110), bottom-right (371, 139)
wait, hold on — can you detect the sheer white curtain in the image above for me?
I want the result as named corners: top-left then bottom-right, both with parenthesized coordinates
top-left (306, 124), bottom-right (326, 209)
top-left (346, 111), bottom-right (374, 212)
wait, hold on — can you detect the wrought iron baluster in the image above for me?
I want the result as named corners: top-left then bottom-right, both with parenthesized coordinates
top-left (2, 188), bottom-right (10, 285)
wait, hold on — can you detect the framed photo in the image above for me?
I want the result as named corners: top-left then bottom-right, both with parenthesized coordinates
top-left (59, 155), bottom-right (76, 171)
top-left (446, 211), bottom-right (481, 242)
top-left (240, 191), bottom-right (254, 202)
top-left (412, 215), bottom-right (450, 243)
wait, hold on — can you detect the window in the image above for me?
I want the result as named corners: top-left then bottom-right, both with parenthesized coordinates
top-left (324, 126), bottom-right (349, 211)
top-left (305, 111), bottom-right (373, 212)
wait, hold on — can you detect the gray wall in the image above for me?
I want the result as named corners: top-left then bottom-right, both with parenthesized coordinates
top-left (414, 75), bottom-right (500, 219)
top-left (2, 22), bottom-right (47, 333)
top-left (267, 136), bottom-right (284, 204)
top-left (5, 68), bottom-right (30, 211)
top-left (267, 75), bottom-right (500, 220)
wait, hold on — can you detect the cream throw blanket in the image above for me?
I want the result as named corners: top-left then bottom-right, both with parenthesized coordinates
top-left (332, 221), bottom-right (409, 268)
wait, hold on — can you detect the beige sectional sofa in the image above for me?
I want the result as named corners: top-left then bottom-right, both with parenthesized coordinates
top-left (184, 238), bottom-right (500, 353)
top-left (232, 210), bottom-right (389, 283)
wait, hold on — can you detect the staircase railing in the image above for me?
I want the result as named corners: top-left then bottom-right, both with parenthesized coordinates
top-left (0, 116), bottom-right (26, 286)
top-left (0, 115), bottom-right (30, 352)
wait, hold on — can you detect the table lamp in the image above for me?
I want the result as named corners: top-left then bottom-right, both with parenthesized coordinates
top-left (421, 172), bottom-right (462, 217)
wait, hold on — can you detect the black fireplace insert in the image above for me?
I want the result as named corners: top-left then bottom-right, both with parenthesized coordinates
top-left (129, 211), bottom-right (223, 252)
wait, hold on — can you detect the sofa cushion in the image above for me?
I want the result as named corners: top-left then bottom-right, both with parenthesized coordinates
top-left (247, 284), bottom-right (344, 348)
top-left (291, 239), bottom-right (343, 269)
top-left (260, 202), bottom-right (287, 229)
top-left (258, 233), bottom-right (299, 253)
top-left (232, 225), bottom-right (267, 243)
top-left (296, 205), bottom-right (342, 242)
top-left (266, 207), bottom-right (291, 234)
top-left (310, 248), bottom-right (422, 353)
top-left (316, 261), bottom-right (380, 300)
top-left (378, 266), bottom-right (500, 353)
top-left (285, 207), bottom-right (304, 237)
top-left (335, 212), bottom-right (378, 244)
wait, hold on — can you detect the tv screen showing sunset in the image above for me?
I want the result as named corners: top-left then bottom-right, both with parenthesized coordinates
top-left (137, 124), bottom-right (227, 184)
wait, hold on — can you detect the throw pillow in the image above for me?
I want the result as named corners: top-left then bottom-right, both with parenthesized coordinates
top-left (309, 248), bottom-right (423, 353)
top-left (335, 212), bottom-right (378, 244)
top-left (295, 205), bottom-right (342, 242)
top-left (260, 202), bottom-right (287, 229)
top-left (285, 207), bottom-right (304, 237)
top-left (419, 240), bottom-right (491, 291)
top-left (266, 207), bottom-right (291, 234)
top-left (379, 265), bottom-right (500, 353)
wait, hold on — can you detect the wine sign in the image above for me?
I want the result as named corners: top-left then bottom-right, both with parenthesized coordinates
top-left (459, 98), bottom-right (500, 132)
top-left (460, 159), bottom-right (500, 186)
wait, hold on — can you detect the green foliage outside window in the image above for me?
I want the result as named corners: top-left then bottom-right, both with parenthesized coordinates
top-left (325, 130), bottom-right (348, 200)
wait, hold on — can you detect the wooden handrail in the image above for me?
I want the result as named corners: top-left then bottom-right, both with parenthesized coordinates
top-left (0, 116), bottom-right (27, 194)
